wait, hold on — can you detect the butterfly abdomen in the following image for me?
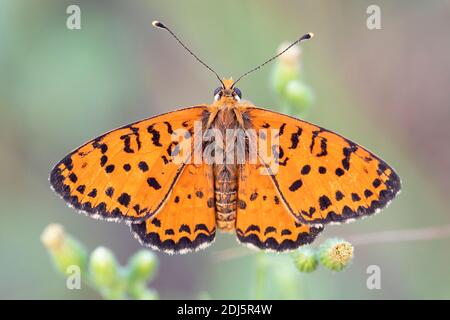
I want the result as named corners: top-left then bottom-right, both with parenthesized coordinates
top-left (214, 165), bottom-right (237, 232)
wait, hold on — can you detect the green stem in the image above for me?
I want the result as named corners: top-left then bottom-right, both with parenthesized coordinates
top-left (254, 253), bottom-right (267, 299)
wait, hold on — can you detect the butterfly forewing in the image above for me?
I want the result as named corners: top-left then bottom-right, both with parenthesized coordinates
top-left (244, 106), bottom-right (401, 225)
top-left (50, 106), bottom-right (209, 223)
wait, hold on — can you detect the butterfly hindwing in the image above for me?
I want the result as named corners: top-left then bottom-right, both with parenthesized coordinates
top-left (236, 163), bottom-right (323, 251)
top-left (243, 106), bottom-right (401, 225)
top-left (50, 106), bottom-right (209, 223)
top-left (130, 163), bottom-right (216, 254)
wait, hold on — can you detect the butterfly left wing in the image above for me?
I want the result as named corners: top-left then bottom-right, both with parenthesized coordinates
top-left (236, 163), bottom-right (323, 251)
top-left (50, 106), bottom-right (208, 223)
top-left (130, 163), bottom-right (216, 254)
top-left (242, 106), bottom-right (401, 225)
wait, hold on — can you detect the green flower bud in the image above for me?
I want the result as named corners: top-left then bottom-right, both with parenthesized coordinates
top-left (292, 247), bottom-right (318, 273)
top-left (101, 288), bottom-right (127, 300)
top-left (89, 246), bottom-right (120, 288)
top-left (127, 250), bottom-right (158, 283)
top-left (318, 238), bottom-right (354, 271)
top-left (137, 288), bottom-right (159, 300)
top-left (128, 281), bottom-right (160, 300)
top-left (41, 224), bottom-right (88, 275)
top-left (284, 80), bottom-right (314, 113)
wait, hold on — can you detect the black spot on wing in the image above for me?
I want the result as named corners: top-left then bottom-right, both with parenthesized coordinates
top-left (289, 179), bottom-right (303, 192)
top-left (245, 225), bottom-right (260, 234)
top-left (147, 177), bottom-right (161, 190)
top-left (161, 155), bottom-right (169, 164)
top-left (105, 187), bottom-right (114, 198)
top-left (335, 168), bottom-right (345, 177)
top-left (317, 138), bottom-right (328, 157)
top-left (309, 129), bottom-right (321, 153)
top-left (138, 161), bottom-right (149, 172)
top-left (133, 204), bottom-right (147, 215)
top-left (274, 195), bottom-right (280, 205)
top-left (335, 191), bottom-right (344, 201)
top-left (147, 125), bottom-right (162, 147)
top-left (151, 218), bottom-right (161, 227)
top-left (166, 142), bottom-right (180, 158)
top-left (118, 193), bottom-right (131, 207)
top-left (121, 135), bottom-right (134, 153)
top-left (76, 185), bottom-right (85, 194)
top-left (342, 143), bottom-right (357, 171)
top-left (179, 224), bottom-right (191, 234)
top-left (238, 199), bottom-right (247, 209)
top-left (69, 173), bottom-right (77, 183)
top-left (264, 226), bottom-right (276, 235)
top-left (351, 193), bottom-right (361, 202)
top-left (289, 127), bottom-right (302, 149)
top-left (301, 165), bottom-right (311, 175)
top-left (100, 155), bottom-right (108, 167)
top-left (319, 195), bottom-right (332, 210)
top-left (364, 189), bottom-right (373, 198)
top-left (100, 143), bottom-right (108, 154)
top-left (278, 123), bottom-right (286, 136)
top-left (88, 188), bottom-right (97, 198)
top-left (195, 224), bottom-right (210, 233)
top-left (301, 206), bottom-right (316, 218)
top-left (163, 121), bottom-right (173, 134)
top-left (62, 155), bottom-right (73, 170)
top-left (195, 191), bottom-right (204, 198)
top-left (373, 178), bottom-right (381, 188)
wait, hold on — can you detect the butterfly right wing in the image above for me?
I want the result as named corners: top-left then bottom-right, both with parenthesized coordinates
top-left (50, 106), bottom-right (209, 223)
top-left (236, 163), bottom-right (323, 252)
top-left (243, 106), bottom-right (401, 225)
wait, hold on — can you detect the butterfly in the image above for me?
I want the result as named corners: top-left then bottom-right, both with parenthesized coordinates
top-left (50, 21), bottom-right (401, 254)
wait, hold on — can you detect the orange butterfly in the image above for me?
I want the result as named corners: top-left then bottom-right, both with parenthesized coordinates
top-left (50, 21), bottom-right (400, 254)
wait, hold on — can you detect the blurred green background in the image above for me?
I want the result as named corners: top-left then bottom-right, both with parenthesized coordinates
top-left (1, 0), bottom-right (450, 299)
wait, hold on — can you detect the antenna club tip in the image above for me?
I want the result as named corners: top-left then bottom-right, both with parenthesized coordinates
top-left (152, 20), bottom-right (166, 29)
top-left (298, 33), bottom-right (314, 41)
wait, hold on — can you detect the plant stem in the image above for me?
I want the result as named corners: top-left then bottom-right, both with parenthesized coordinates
top-left (254, 253), bottom-right (267, 299)
top-left (212, 224), bottom-right (450, 262)
top-left (346, 224), bottom-right (450, 245)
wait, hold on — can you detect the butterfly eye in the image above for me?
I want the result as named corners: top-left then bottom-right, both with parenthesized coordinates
top-left (213, 87), bottom-right (223, 101)
top-left (233, 87), bottom-right (242, 100)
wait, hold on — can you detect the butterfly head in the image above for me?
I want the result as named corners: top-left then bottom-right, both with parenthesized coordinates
top-left (214, 78), bottom-right (242, 102)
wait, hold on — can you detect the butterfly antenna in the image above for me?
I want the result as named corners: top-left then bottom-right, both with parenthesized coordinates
top-left (152, 21), bottom-right (225, 88)
top-left (231, 33), bottom-right (314, 88)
